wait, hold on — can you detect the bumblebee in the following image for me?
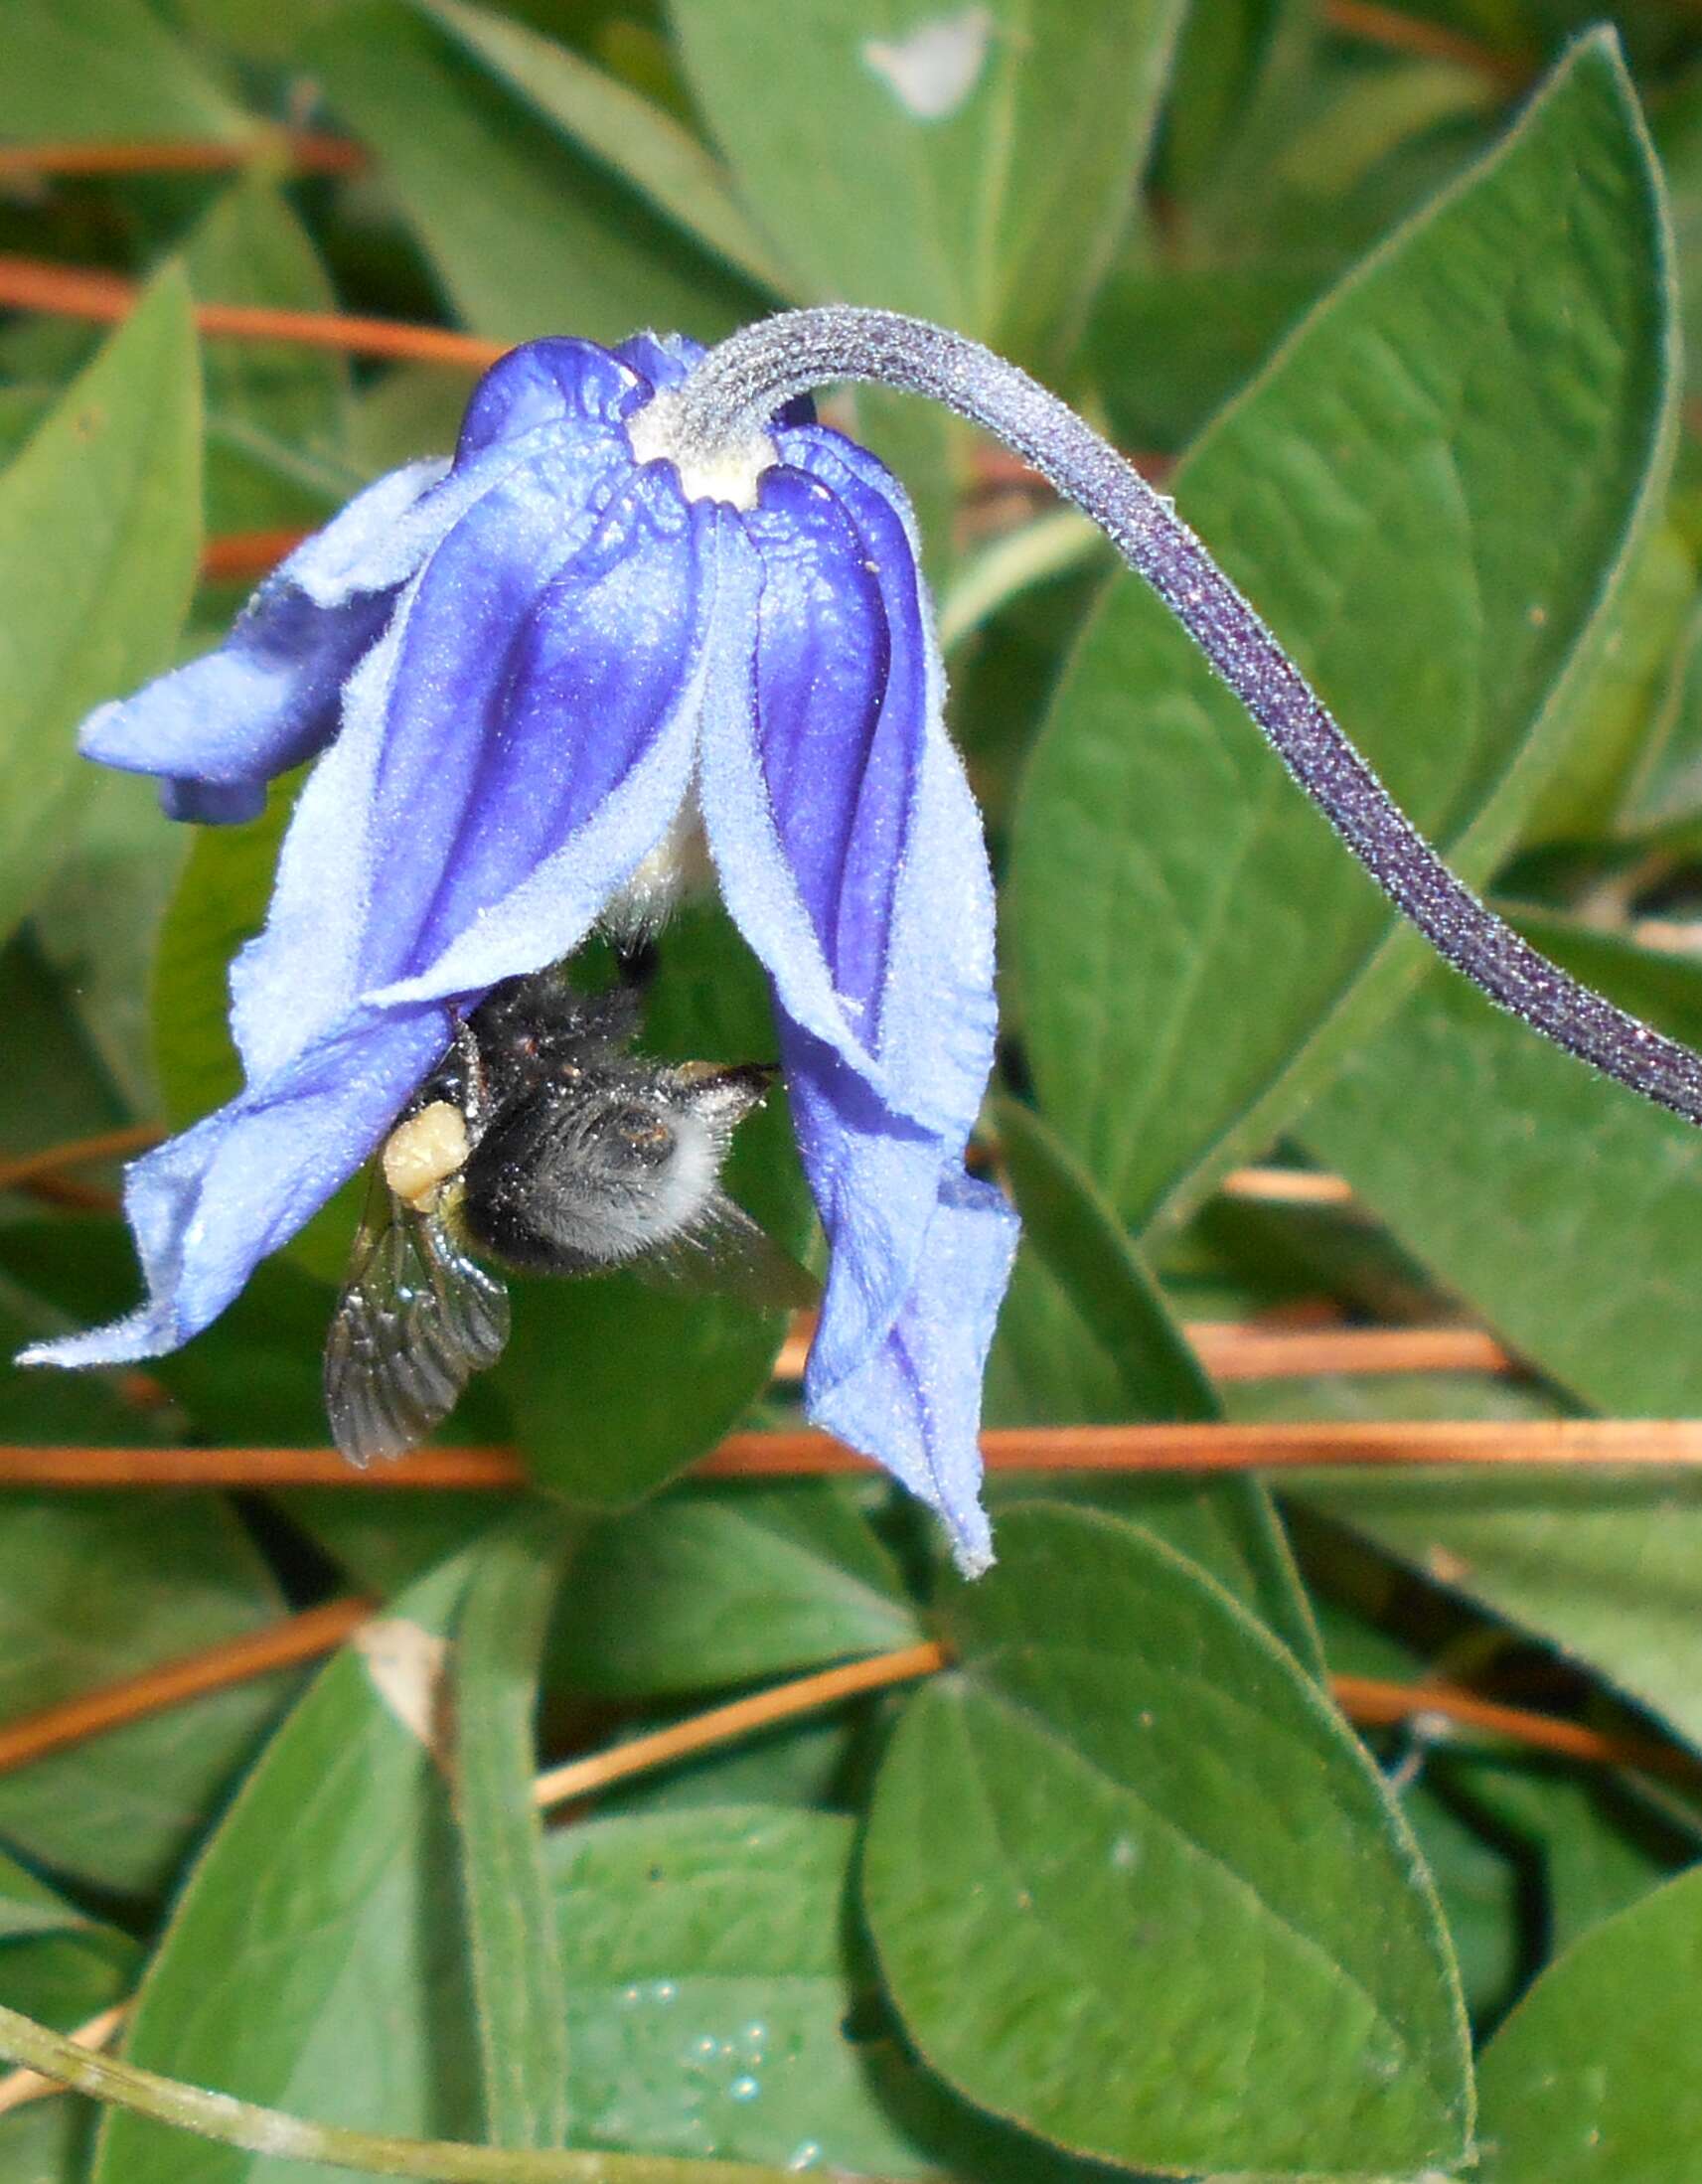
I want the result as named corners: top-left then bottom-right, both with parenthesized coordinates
top-left (324, 970), bottom-right (811, 1466)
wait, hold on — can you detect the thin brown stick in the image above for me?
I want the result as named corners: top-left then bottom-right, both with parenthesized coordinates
top-left (1331, 1673), bottom-right (1698, 1781)
top-left (0, 1123), bottom-right (163, 1194)
top-left (0, 2003), bottom-right (129, 2118)
top-left (1321, 0), bottom-right (1532, 85)
top-left (533, 1640), bottom-right (950, 1812)
top-left (10, 1418), bottom-right (1702, 1492)
top-left (0, 134), bottom-right (365, 181)
top-left (201, 529), bottom-right (310, 585)
top-left (1220, 1165), bottom-right (1356, 1207)
top-left (0, 255), bottom-right (505, 371)
top-left (1189, 1322), bottom-right (1513, 1381)
top-left (0, 1598), bottom-right (373, 1777)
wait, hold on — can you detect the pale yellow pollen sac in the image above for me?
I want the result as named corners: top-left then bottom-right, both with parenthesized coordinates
top-left (382, 1100), bottom-right (470, 1212)
top-left (626, 389), bottom-right (777, 512)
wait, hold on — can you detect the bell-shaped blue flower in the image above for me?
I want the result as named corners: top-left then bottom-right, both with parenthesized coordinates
top-left (25, 331), bottom-right (1017, 1573)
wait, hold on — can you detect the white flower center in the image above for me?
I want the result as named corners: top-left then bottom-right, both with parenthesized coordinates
top-left (626, 390), bottom-right (776, 511)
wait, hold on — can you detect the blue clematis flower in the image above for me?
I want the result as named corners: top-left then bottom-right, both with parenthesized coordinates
top-left (26, 331), bottom-right (1017, 1573)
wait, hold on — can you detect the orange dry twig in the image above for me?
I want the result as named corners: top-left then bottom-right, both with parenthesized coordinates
top-left (0, 1123), bottom-right (163, 1194)
top-left (533, 1640), bottom-right (951, 1811)
top-left (0, 254), bottom-right (505, 371)
top-left (0, 134), bottom-right (365, 182)
top-left (1189, 1322), bottom-right (1514, 1381)
top-left (0, 1598), bottom-right (373, 1777)
top-left (201, 529), bottom-right (311, 584)
top-left (1321, 0), bottom-right (1532, 85)
top-left (0, 2003), bottom-right (129, 2118)
top-left (1332, 1673), bottom-right (1698, 1781)
top-left (8, 1418), bottom-right (1702, 1492)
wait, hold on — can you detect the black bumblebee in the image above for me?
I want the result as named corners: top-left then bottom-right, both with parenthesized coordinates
top-left (324, 969), bottom-right (814, 1466)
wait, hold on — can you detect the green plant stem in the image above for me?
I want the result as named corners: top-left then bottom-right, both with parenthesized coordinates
top-left (0, 2003), bottom-right (874, 2183)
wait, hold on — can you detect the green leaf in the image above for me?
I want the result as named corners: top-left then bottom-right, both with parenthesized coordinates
top-left (1301, 1469), bottom-right (1702, 1755)
top-left (500, 907), bottom-right (813, 1511)
top-left (92, 1555), bottom-right (482, 2183)
top-left (549, 1804), bottom-right (940, 2174)
top-left (0, 268), bottom-right (202, 947)
top-left (1474, 1866), bottom-right (1702, 2182)
top-left (550, 1483), bottom-right (920, 1699)
top-left (29, 769), bottom-right (188, 1115)
top-left (0, 1493), bottom-right (289, 1900)
top-left (416, 0), bottom-right (793, 296)
top-left (861, 1501), bottom-right (1471, 2177)
top-left (1007, 36), bottom-right (1674, 1235)
top-left (0, 1865), bottom-right (138, 2184)
top-left (0, 0), bottom-right (242, 140)
top-left (985, 1097), bottom-right (1322, 1672)
top-left (452, 1505), bottom-right (576, 2150)
top-left (669, 0), bottom-right (1189, 367)
top-left (183, 175), bottom-right (353, 534)
top-left (1301, 911), bottom-right (1702, 1417)
top-left (307, 0), bottom-right (764, 346)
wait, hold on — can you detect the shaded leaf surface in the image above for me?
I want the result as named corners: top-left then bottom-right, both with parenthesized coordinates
top-left (0, 272), bottom-right (201, 947)
top-left (670, 0), bottom-right (1187, 367)
top-left (862, 1501), bottom-right (1471, 2177)
top-left (551, 1483), bottom-right (919, 1698)
top-left (1008, 40), bottom-right (1672, 1235)
top-left (1475, 1866), bottom-right (1702, 2182)
top-left (92, 1557), bottom-right (481, 2183)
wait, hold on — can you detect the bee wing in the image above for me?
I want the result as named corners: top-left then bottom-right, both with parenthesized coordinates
top-left (324, 1175), bottom-right (511, 1466)
top-left (630, 1192), bottom-right (820, 1313)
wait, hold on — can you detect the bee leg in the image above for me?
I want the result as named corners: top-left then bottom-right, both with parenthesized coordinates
top-left (452, 1012), bottom-right (494, 1135)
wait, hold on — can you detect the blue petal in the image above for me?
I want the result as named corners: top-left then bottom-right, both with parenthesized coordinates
top-left (455, 337), bottom-right (645, 463)
top-left (229, 451), bottom-right (708, 1083)
top-left (19, 1007), bottom-right (446, 1367)
top-left (702, 436), bottom-right (997, 1141)
top-left (787, 1031), bottom-right (1018, 1576)
top-left (80, 460), bottom-right (449, 820)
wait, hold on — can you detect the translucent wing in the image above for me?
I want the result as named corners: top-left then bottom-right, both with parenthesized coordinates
top-left (324, 1174), bottom-right (512, 1465)
top-left (630, 1191), bottom-right (820, 1313)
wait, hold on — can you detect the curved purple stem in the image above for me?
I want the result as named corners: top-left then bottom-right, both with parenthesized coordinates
top-left (670, 305), bottom-right (1702, 1129)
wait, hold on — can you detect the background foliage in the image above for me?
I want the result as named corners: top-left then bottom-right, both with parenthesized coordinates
top-left (4, 2), bottom-right (1702, 2178)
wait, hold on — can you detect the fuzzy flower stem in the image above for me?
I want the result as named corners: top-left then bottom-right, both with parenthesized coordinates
top-left (0, 2004), bottom-right (870, 2183)
top-left (669, 306), bottom-right (1702, 1131)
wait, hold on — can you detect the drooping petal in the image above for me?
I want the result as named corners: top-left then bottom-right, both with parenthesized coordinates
top-left (786, 1030), bottom-right (1018, 1576)
top-left (20, 1006), bottom-right (446, 1367)
top-left (79, 460), bottom-right (448, 819)
top-left (230, 453), bottom-right (709, 1082)
top-left (702, 437), bottom-right (997, 1140)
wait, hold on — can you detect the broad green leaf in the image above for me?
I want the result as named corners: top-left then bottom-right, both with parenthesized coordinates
top-left (1008, 37), bottom-right (1673, 1235)
top-left (452, 1505), bottom-right (576, 2150)
top-left (1302, 911), bottom-right (1702, 1417)
top-left (308, 0), bottom-right (764, 347)
top-left (861, 1501), bottom-right (1471, 2177)
top-left (29, 769), bottom-right (188, 1115)
top-left (417, 0), bottom-right (793, 295)
top-left (669, 0), bottom-right (1189, 368)
top-left (0, 1849), bottom-right (102, 1945)
top-left (500, 908), bottom-right (814, 1511)
top-left (0, 936), bottom-right (129, 1170)
top-left (0, 0), bottom-right (242, 140)
top-left (0, 270), bottom-right (202, 947)
top-left (93, 1557), bottom-right (482, 2184)
top-left (1302, 1469), bottom-right (1702, 1754)
top-left (549, 1804), bottom-right (941, 2174)
top-left (0, 1879), bottom-right (138, 2184)
top-left (1474, 1866), bottom-right (1702, 2182)
top-left (0, 1493), bottom-right (289, 1899)
top-left (550, 1483), bottom-right (920, 1698)
top-left (183, 176), bottom-right (353, 534)
top-left (986, 1097), bottom-right (1322, 1671)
